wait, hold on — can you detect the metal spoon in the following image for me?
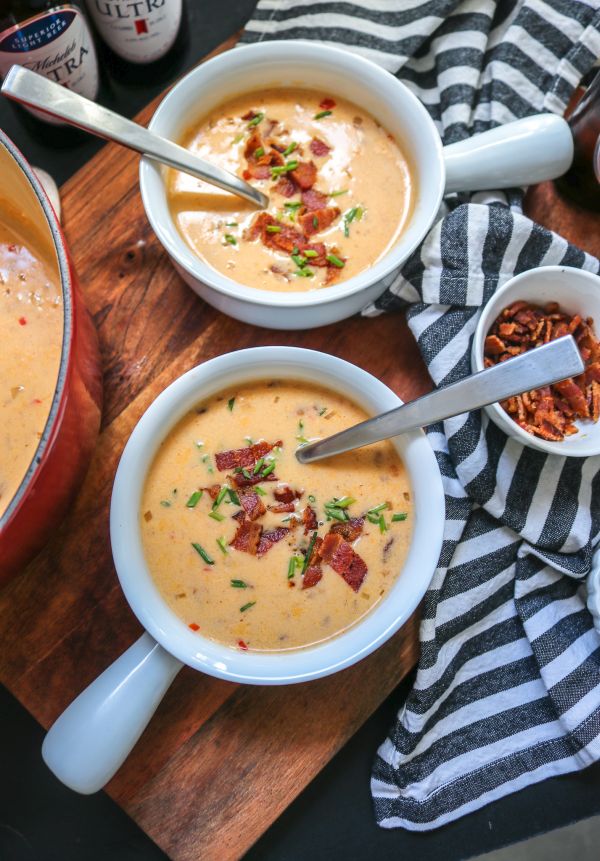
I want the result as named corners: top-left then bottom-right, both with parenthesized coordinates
top-left (296, 335), bottom-right (584, 463)
top-left (0, 65), bottom-right (269, 210)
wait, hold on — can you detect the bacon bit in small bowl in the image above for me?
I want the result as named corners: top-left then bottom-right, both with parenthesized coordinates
top-left (189, 622), bottom-right (200, 631)
top-left (237, 639), bottom-right (248, 650)
top-left (484, 300), bottom-right (600, 442)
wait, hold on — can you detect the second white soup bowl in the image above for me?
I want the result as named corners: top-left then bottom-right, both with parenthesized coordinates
top-left (41, 347), bottom-right (445, 794)
top-left (140, 40), bottom-right (573, 330)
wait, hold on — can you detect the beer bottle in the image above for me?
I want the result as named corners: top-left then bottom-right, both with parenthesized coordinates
top-left (0, 2), bottom-right (100, 116)
top-left (84, 0), bottom-right (187, 84)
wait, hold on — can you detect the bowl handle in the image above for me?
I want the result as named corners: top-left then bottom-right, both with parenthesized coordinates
top-left (442, 113), bottom-right (573, 194)
top-left (42, 632), bottom-right (182, 794)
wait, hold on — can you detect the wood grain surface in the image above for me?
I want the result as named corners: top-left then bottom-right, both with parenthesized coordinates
top-left (1, 34), bottom-right (599, 861)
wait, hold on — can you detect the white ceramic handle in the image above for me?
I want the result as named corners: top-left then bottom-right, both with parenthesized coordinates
top-left (42, 633), bottom-right (182, 794)
top-left (443, 113), bottom-right (573, 193)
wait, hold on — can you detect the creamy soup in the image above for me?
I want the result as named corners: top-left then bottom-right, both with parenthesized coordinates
top-left (0, 208), bottom-right (63, 518)
top-left (167, 88), bottom-right (415, 293)
top-left (141, 381), bottom-right (412, 652)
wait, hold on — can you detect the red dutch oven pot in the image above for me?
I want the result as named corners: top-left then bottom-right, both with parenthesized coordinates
top-left (0, 130), bottom-right (102, 584)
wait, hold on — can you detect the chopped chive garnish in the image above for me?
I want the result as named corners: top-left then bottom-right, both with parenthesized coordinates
top-left (247, 112), bottom-right (264, 127)
top-left (160, 500), bottom-right (171, 507)
top-left (312, 215), bottom-right (318, 229)
top-left (294, 268), bottom-right (314, 277)
top-left (224, 234), bottom-right (237, 245)
top-left (192, 542), bottom-right (214, 564)
top-left (228, 397), bottom-right (235, 411)
top-left (378, 514), bottom-right (387, 533)
top-left (233, 132), bottom-right (244, 143)
top-left (271, 160), bottom-right (298, 178)
top-left (255, 486), bottom-right (267, 496)
top-left (209, 510), bottom-right (225, 522)
top-left (392, 512), bottom-right (408, 522)
top-left (196, 440), bottom-right (204, 448)
top-left (217, 537), bottom-right (229, 555)
top-left (240, 601), bottom-right (256, 612)
top-left (225, 222), bottom-right (238, 227)
top-left (283, 141), bottom-right (298, 157)
top-left (292, 246), bottom-right (299, 255)
top-left (291, 253), bottom-right (306, 267)
top-left (208, 467), bottom-right (214, 474)
top-left (343, 206), bottom-right (363, 237)
top-left (308, 494), bottom-right (316, 503)
top-left (367, 502), bottom-right (389, 515)
top-left (254, 146), bottom-right (265, 158)
top-left (304, 249), bottom-right (318, 258)
top-left (325, 507), bottom-right (347, 522)
top-left (214, 486), bottom-right (229, 508)
top-left (330, 189), bottom-right (348, 197)
top-left (186, 490), bottom-right (203, 508)
top-left (314, 109), bottom-right (332, 119)
top-left (301, 532), bottom-right (318, 576)
top-left (318, 407), bottom-right (327, 416)
top-left (227, 488), bottom-right (240, 505)
top-left (202, 454), bottom-right (209, 463)
top-left (253, 457), bottom-right (264, 475)
top-left (266, 225), bottom-right (282, 233)
top-left (288, 556), bottom-right (302, 579)
top-left (261, 461), bottom-right (276, 478)
top-left (335, 496), bottom-right (356, 509)
top-left (245, 436), bottom-right (254, 445)
top-left (285, 202), bottom-right (302, 210)
top-left (231, 579), bottom-right (248, 588)
top-left (326, 253), bottom-right (345, 268)
top-left (242, 467), bottom-right (252, 479)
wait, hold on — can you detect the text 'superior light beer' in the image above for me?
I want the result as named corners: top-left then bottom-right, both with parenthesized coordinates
top-left (0, 1), bottom-right (99, 123)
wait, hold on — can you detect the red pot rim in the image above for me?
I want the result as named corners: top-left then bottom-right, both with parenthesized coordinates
top-left (0, 130), bottom-right (75, 531)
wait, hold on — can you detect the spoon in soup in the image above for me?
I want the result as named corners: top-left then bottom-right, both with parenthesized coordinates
top-left (296, 335), bottom-right (584, 463)
top-left (1, 65), bottom-right (269, 210)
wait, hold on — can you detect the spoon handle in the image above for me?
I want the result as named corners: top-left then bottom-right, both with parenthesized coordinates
top-left (296, 335), bottom-right (584, 463)
top-left (1, 65), bottom-right (268, 209)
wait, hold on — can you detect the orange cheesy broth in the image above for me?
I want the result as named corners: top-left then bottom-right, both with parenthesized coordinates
top-left (141, 380), bottom-right (412, 652)
top-left (167, 89), bottom-right (415, 293)
top-left (0, 207), bottom-right (63, 518)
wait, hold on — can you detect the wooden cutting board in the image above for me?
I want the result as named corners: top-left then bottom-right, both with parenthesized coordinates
top-left (1, 35), bottom-right (599, 861)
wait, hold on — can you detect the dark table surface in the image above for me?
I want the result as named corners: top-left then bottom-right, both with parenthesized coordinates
top-left (1, 3), bottom-right (600, 860)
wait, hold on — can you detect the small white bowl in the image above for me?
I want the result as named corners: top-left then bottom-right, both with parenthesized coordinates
top-left (42, 347), bottom-right (445, 794)
top-left (471, 266), bottom-right (600, 457)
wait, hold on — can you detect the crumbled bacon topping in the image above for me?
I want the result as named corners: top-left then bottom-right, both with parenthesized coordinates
top-left (230, 520), bottom-right (262, 555)
top-left (310, 138), bottom-right (331, 157)
top-left (239, 490), bottom-right (266, 521)
top-left (233, 471), bottom-right (278, 488)
top-left (215, 440), bottom-right (281, 471)
top-left (302, 536), bottom-right (324, 589)
top-left (484, 300), bottom-right (600, 441)
top-left (330, 517), bottom-right (364, 542)
top-left (302, 504), bottom-right (318, 534)
top-left (290, 161), bottom-right (317, 190)
top-left (257, 526), bottom-right (290, 556)
top-left (298, 206), bottom-right (340, 236)
top-left (301, 189), bottom-right (329, 212)
top-left (268, 501), bottom-right (296, 513)
top-left (319, 97), bottom-right (336, 110)
top-left (274, 485), bottom-right (302, 503)
top-left (319, 532), bottom-right (367, 592)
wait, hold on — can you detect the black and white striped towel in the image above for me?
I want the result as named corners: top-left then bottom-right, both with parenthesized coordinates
top-left (242, 0), bottom-right (600, 829)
